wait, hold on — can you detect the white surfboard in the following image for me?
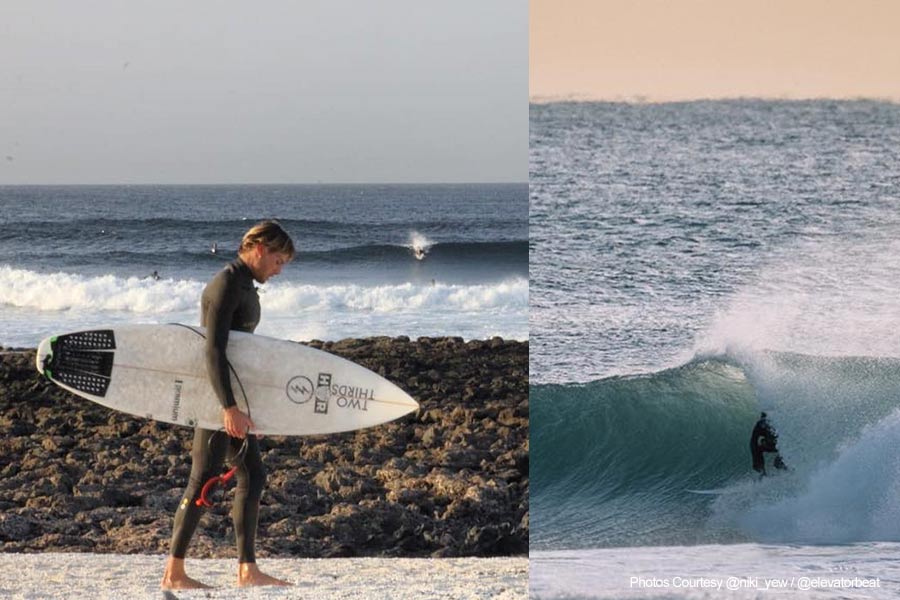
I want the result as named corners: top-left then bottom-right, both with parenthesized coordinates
top-left (35, 324), bottom-right (419, 436)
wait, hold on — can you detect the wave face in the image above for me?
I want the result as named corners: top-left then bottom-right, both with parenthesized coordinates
top-left (296, 240), bottom-right (527, 267)
top-left (10, 240), bottom-right (526, 277)
top-left (531, 352), bottom-right (900, 550)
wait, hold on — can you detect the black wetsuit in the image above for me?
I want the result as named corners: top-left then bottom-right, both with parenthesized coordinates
top-left (169, 258), bottom-right (265, 563)
top-left (750, 416), bottom-right (783, 476)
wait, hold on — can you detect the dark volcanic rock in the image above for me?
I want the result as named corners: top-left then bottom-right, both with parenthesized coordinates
top-left (0, 338), bottom-right (527, 557)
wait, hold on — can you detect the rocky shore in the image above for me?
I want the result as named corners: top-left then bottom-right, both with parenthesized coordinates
top-left (0, 337), bottom-right (528, 559)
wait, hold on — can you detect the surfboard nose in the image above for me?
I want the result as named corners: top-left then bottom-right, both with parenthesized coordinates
top-left (388, 378), bottom-right (418, 409)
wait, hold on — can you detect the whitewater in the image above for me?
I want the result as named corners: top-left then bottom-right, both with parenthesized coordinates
top-left (530, 99), bottom-right (900, 598)
top-left (0, 184), bottom-right (528, 346)
top-left (0, 266), bottom-right (528, 345)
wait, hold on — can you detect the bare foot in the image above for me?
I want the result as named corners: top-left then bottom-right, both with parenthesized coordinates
top-left (238, 562), bottom-right (293, 587)
top-left (161, 557), bottom-right (213, 590)
top-left (161, 574), bottom-right (213, 590)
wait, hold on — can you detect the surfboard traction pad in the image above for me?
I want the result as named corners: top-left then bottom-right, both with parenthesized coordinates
top-left (42, 330), bottom-right (115, 398)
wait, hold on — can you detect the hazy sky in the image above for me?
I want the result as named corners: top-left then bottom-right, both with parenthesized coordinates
top-left (1, 1), bottom-right (525, 184)
top-left (531, 0), bottom-right (900, 102)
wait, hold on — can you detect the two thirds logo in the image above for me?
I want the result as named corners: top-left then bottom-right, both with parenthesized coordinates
top-left (285, 373), bottom-right (332, 415)
top-left (315, 373), bottom-right (332, 414)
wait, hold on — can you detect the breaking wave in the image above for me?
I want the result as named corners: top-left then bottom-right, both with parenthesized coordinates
top-left (531, 351), bottom-right (900, 549)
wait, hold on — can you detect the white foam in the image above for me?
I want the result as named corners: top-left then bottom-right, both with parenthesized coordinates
top-left (0, 267), bottom-right (528, 345)
top-left (264, 279), bottom-right (528, 313)
top-left (0, 266), bottom-right (527, 315)
top-left (739, 408), bottom-right (900, 544)
top-left (531, 543), bottom-right (898, 599)
top-left (0, 266), bottom-right (202, 313)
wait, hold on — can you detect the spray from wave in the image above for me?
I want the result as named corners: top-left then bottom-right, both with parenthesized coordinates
top-left (406, 231), bottom-right (435, 261)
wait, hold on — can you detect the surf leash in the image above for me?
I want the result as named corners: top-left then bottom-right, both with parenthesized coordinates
top-left (194, 433), bottom-right (250, 507)
top-left (195, 465), bottom-right (238, 507)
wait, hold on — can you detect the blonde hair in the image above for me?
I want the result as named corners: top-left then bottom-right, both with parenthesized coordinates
top-left (239, 220), bottom-right (295, 258)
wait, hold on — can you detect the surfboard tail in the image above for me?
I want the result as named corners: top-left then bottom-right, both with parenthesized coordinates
top-left (36, 330), bottom-right (116, 397)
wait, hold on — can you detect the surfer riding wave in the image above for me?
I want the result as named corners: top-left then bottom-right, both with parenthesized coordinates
top-left (750, 412), bottom-right (788, 477)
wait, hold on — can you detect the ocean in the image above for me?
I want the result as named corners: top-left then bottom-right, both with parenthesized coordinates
top-left (0, 184), bottom-right (528, 347)
top-left (529, 100), bottom-right (900, 598)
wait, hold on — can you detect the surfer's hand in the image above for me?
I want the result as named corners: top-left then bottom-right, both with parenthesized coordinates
top-left (223, 407), bottom-right (254, 439)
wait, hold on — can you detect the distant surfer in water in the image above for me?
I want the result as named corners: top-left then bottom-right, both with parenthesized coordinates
top-left (750, 412), bottom-right (788, 477)
top-left (408, 231), bottom-right (432, 260)
top-left (162, 220), bottom-right (295, 591)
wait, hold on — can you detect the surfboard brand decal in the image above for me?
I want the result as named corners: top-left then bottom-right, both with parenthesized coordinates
top-left (331, 384), bottom-right (373, 411)
top-left (286, 376), bottom-right (315, 404)
top-left (315, 373), bottom-right (331, 414)
top-left (172, 379), bottom-right (184, 421)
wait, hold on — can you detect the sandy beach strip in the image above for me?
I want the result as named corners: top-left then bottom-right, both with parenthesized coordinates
top-left (0, 553), bottom-right (527, 599)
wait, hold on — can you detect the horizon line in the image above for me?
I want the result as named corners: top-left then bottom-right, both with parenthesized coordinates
top-left (530, 94), bottom-right (900, 105)
top-left (0, 181), bottom-right (528, 187)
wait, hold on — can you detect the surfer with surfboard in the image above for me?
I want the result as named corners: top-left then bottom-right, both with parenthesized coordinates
top-left (750, 412), bottom-right (788, 477)
top-left (161, 220), bottom-right (295, 590)
top-left (35, 218), bottom-right (419, 584)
